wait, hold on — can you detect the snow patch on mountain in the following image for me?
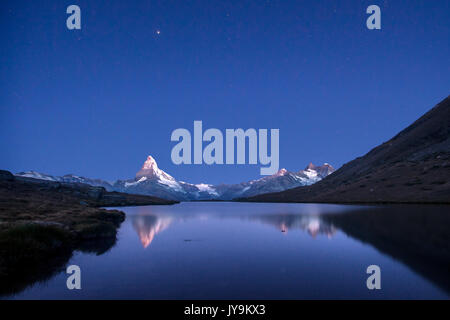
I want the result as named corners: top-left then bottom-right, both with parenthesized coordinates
top-left (157, 175), bottom-right (185, 193)
top-left (125, 176), bottom-right (147, 187)
top-left (16, 171), bottom-right (58, 181)
top-left (195, 183), bottom-right (219, 196)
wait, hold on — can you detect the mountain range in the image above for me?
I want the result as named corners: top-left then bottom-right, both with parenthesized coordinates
top-left (16, 156), bottom-right (335, 201)
top-left (243, 95), bottom-right (450, 203)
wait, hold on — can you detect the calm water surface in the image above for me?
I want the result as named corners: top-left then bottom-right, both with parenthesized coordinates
top-left (7, 202), bottom-right (450, 299)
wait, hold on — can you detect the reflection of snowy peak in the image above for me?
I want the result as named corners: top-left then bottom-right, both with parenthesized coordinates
top-left (132, 214), bottom-right (172, 248)
top-left (15, 156), bottom-right (335, 201)
top-left (131, 212), bottom-right (337, 249)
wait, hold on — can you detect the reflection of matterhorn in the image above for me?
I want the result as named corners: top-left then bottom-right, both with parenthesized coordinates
top-left (130, 212), bottom-right (337, 248)
top-left (132, 215), bottom-right (173, 248)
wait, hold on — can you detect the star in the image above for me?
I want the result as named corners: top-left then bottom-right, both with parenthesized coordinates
top-left (156, 30), bottom-right (161, 35)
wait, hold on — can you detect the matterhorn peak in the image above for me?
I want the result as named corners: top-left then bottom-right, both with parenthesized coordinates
top-left (142, 155), bottom-right (158, 170)
top-left (136, 155), bottom-right (175, 181)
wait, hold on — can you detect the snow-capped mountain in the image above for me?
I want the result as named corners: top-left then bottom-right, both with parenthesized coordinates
top-left (218, 164), bottom-right (334, 200)
top-left (16, 170), bottom-right (60, 182)
top-left (15, 170), bottom-right (114, 190)
top-left (109, 156), bottom-right (335, 200)
top-left (113, 156), bottom-right (220, 200)
top-left (15, 156), bottom-right (335, 201)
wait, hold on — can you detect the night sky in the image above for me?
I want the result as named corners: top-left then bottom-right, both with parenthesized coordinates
top-left (1, 0), bottom-right (449, 184)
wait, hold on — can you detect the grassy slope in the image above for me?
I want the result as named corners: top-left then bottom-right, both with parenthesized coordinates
top-left (0, 171), bottom-right (178, 296)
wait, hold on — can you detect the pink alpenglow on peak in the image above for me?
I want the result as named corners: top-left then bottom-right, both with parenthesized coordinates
top-left (135, 155), bottom-right (176, 182)
top-left (303, 163), bottom-right (335, 178)
top-left (142, 155), bottom-right (158, 170)
top-left (306, 162), bottom-right (316, 170)
top-left (274, 168), bottom-right (288, 176)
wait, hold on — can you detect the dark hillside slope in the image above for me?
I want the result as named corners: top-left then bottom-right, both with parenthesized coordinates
top-left (243, 95), bottom-right (450, 203)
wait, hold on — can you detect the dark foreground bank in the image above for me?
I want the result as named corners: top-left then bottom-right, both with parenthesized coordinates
top-left (0, 170), bottom-right (177, 296)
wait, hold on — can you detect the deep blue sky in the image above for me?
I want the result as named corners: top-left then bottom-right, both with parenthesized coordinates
top-left (1, 0), bottom-right (449, 184)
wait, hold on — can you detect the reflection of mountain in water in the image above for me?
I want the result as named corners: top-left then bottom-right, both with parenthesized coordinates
top-left (131, 213), bottom-right (337, 249)
top-left (131, 205), bottom-right (450, 295)
top-left (250, 214), bottom-right (337, 238)
top-left (0, 236), bottom-right (118, 297)
top-left (132, 215), bottom-right (172, 248)
top-left (323, 206), bottom-right (450, 294)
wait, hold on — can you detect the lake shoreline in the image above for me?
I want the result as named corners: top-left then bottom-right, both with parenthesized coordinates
top-left (3, 202), bottom-right (449, 299)
top-left (0, 170), bottom-right (177, 297)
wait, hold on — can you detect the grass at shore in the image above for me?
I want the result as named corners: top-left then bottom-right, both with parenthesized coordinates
top-left (0, 170), bottom-right (178, 296)
top-left (0, 224), bottom-right (71, 274)
top-left (0, 207), bottom-right (125, 296)
top-left (0, 175), bottom-right (128, 296)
